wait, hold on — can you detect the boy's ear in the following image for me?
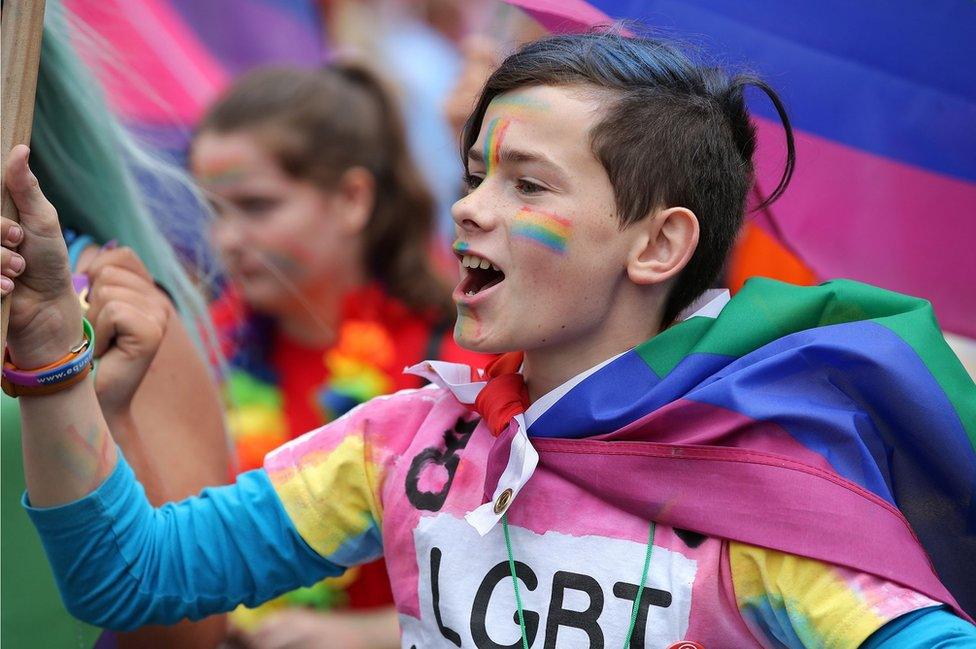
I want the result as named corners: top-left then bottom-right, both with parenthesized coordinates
top-left (334, 166), bottom-right (376, 234)
top-left (626, 206), bottom-right (699, 286)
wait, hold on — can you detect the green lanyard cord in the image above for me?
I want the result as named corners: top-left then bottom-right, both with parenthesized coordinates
top-left (501, 514), bottom-right (656, 649)
top-left (624, 520), bottom-right (657, 646)
top-left (502, 513), bottom-right (531, 649)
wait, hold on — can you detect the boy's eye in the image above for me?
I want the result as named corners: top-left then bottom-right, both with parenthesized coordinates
top-left (515, 179), bottom-right (545, 195)
top-left (463, 173), bottom-right (484, 192)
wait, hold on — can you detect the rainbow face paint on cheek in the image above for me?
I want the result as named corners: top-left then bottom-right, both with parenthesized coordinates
top-left (255, 251), bottom-right (305, 278)
top-left (511, 207), bottom-right (572, 253)
top-left (455, 304), bottom-right (481, 340)
top-left (255, 240), bottom-right (318, 277)
top-left (482, 117), bottom-right (511, 175)
top-left (453, 240), bottom-right (471, 255)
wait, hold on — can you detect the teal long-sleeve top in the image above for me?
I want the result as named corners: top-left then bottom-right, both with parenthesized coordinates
top-left (25, 452), bottom-right (338, 629)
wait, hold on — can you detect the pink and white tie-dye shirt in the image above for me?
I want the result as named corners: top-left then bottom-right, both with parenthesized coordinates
top-left (264, 353), bottom-right (938, 649)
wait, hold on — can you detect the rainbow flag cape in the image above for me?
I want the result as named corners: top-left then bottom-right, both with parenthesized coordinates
top-left (522, 279), bottom-right (975, 617)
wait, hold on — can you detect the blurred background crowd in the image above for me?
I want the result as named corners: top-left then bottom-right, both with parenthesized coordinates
top-left (1, 1), bottom-right (973, 648)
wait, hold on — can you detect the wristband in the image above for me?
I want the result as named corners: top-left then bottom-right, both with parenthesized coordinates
top-left (2, 319), bottom-right (96, 397)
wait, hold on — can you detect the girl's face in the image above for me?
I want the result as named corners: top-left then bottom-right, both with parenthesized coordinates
top-left (192, 131), bottom-right (363, 316)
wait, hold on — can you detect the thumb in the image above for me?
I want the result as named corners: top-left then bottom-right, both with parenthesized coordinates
top-left (3, 145), bottom-right (61, 238)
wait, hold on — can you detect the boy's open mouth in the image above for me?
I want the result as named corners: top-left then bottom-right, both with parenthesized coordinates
top-left (459, 253), bottom-right (505, 296)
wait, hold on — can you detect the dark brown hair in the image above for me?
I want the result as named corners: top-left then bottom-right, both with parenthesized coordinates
top-left (196, 62), bottom-right (452, 319)
top-left (462, 32), bottom-right (795, 326)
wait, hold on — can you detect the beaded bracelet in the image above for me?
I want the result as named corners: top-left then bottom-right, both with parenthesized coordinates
top-left (1, 319), bottom-right (95, 398)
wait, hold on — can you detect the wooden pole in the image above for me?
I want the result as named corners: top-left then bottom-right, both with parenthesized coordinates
top-left (1, 0), bottom-right (47, 351)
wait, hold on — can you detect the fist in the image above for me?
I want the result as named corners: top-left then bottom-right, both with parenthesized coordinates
top-left (82, 246), bottom-right (172, 417)
top-left (1, 145), bottom-right (83, 369)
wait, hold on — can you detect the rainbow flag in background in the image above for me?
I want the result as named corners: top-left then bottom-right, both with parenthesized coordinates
top-left (504, 0), bottom-right (976, 340)
top-left (64, 0), bottom-right (325, 157)
top-left (520, 278), bottom-right (976, 616)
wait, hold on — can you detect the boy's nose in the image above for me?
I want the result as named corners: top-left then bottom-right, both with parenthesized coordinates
top-left (451, 186), bottom-right (498, 233)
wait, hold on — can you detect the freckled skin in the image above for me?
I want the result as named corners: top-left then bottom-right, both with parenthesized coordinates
top-left (452, 85), bottom-right (647, 366)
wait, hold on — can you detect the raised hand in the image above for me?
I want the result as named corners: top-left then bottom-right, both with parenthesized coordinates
top-left (81, 247), bottom-right (172, 418)
top-left (1, 145), bottom-right (83, 369)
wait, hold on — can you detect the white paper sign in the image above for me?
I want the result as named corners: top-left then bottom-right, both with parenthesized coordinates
top-left (401, 514), bottom-right (697, 648)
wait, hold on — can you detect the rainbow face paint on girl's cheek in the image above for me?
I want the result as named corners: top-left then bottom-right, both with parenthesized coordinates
top-left (482, 117), bottom-right (511, 176)
top-left (257, 241), bottom-right (318, 277)
top-left (511, 207), bottom-right (572, 253)
top-left (453, 240), bottom-right (471, 255)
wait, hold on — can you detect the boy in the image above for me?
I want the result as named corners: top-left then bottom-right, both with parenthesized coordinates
top-left (2, 32), bottom-right (974, 648)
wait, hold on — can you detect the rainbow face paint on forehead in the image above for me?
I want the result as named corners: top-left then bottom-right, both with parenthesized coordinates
top-left (479, 95), bottom-right (549, 176)
top-left (511, 207), bottom-right (572, 254)
top-left (487, 94), bottom-right (551, 116)
top-left (197, 157), bottom-right (249, 187)
top-left (482, 117), bottom-right (511, 176)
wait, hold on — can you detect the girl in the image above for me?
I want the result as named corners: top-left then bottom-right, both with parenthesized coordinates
top-left (190, 64), bottom-right (485, 646)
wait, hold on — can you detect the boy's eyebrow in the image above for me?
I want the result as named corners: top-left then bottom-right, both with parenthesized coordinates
top-left (468, 147), bottom-right (570, 182)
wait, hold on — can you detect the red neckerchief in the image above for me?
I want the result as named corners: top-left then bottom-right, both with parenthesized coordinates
top-left (473, 352), bottom-right (529, 436)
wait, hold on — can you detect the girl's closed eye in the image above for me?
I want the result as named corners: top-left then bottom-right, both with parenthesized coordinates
top-left (235, 196), bottom-right (280, 217)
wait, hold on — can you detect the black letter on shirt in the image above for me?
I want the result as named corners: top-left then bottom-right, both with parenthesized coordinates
top-left (431, 547), bottom-right (462, 646)
top-left (471, 560), bottom-right (539, 648)
top-left (612, 582), bottom-right (672, 649)
top-left (405, 417), bottom-right (478, 511)
top-left (544, 571), bottom-right (604, 648)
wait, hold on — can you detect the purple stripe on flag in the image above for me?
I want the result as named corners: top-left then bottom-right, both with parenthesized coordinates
top-left (754, 117), bottom-right (976, 338)
top-left (532, 437), bottom-right (968, 620)
top-left (170, 0), bottom-right (324, 76)
top-left (66, 0), bottom-right (228, 123)
top-left (600, 397), bottom-right (835, 472)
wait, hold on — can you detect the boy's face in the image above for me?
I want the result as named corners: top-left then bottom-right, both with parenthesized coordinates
top-left (452, 85), bottom-right (642, 355)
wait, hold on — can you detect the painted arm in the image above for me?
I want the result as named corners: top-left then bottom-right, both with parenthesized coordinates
top-left (2, 146), bottom-right (236, 643)
top-left (3, 146), bottom-right (117, 507)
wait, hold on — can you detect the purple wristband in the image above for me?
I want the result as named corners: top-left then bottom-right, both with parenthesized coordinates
top-left (2, 318), bottom-right (96, 387)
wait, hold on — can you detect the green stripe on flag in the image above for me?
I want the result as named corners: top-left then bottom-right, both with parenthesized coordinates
top-left (637, 278), bottom-right (975, 444)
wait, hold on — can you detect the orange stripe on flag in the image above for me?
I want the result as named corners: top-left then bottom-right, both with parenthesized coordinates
top-left (728, 221), bottom-right (818, 293)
